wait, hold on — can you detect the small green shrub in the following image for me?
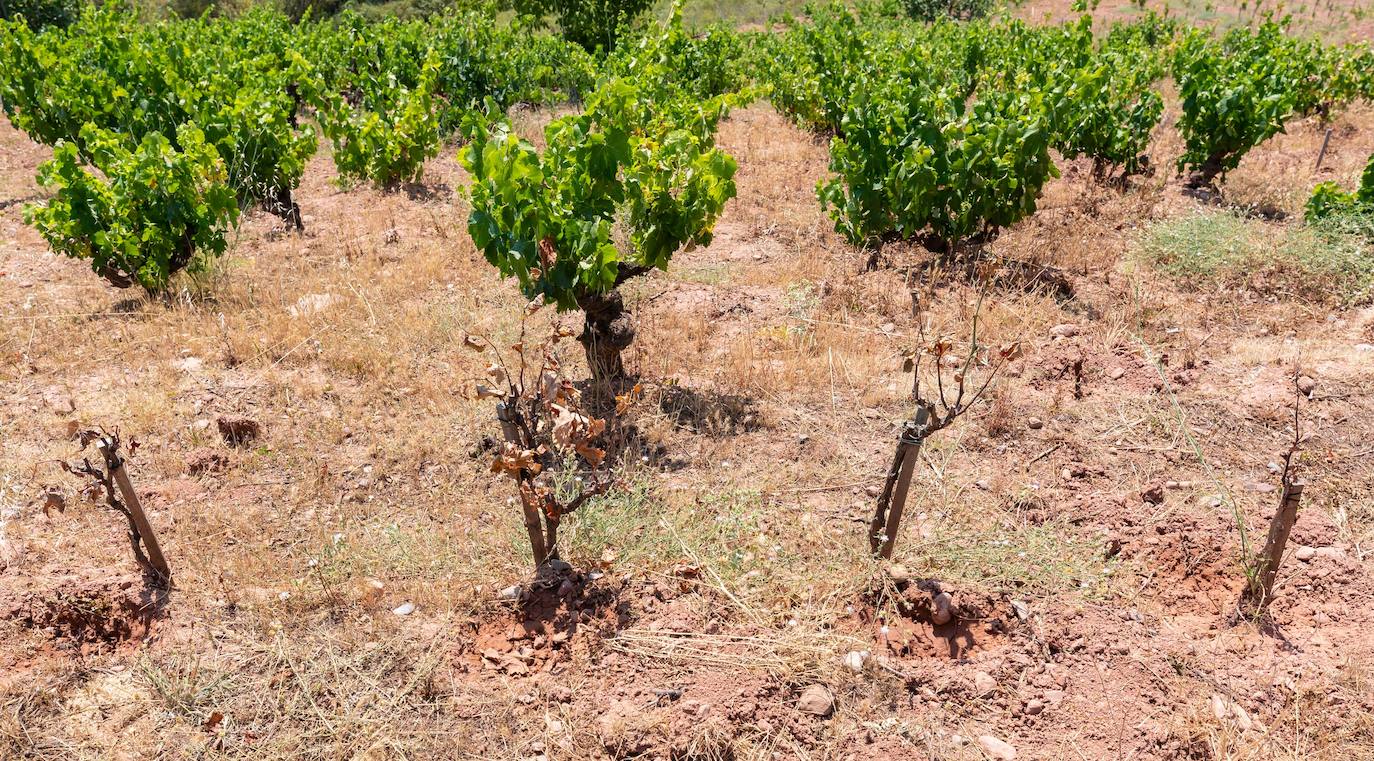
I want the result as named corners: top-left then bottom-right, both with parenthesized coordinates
top-left (0, 0), bottom-right (83, 29)
top-left (25, 124), bottom-right (240, 292)
top-left (1306, 154), bottom-right (1374, 222)
top-left (900, 0), bottom-right (992, 21)
top-left (515, 0), bottom-right (653, 52)
top-left (314, 50), bottom-right (443, 188)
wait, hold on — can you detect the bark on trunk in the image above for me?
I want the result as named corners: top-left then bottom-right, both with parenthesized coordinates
top-left (266, 185), bottom-right (303, 231)
top-left (1243, 480), bottom-right (1305, 612)
top-left (575, 288), bottom-right (635, 386)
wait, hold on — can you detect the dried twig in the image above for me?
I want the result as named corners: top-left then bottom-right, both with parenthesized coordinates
top-left (870, 282), bottom-right (1017, 558)
top-left (466, 306), bottom-right (623, 569)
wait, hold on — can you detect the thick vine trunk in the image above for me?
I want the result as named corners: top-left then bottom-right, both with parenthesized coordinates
top-left (575, 288), bottom-right (635, 386)
top-left (1187, 153), bottom-right (1227, 189)
top-left (266, 185), bottom-right (303, 231)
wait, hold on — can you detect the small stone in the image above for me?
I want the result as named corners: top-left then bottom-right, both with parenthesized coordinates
top-left (886, 563), bottom-right (910, 583)
top-left (1108, 367), bottom-right (1126, 380)
top-left (499, 584), bottom-right (522, 600)
top-left (392, 602), bottom-right (415, 616)
top-left (974, 671), bottom-right (996, 696)
top-left (173, 356), bottom-right (204, 373)
top-left (1211, 694), bottom-right (1229, 721)
top-left (842, 650), bottom-right (868, 673)
top-left (1049, 323), bottom-right (1079, 339)
top-left (1026, 417), bottom-right (1044, 430)
top-left (1296, 375), bottom-right (1317, 396)
top-left (931, 591), bottom-right (953, 626)
top-left (1043, 689), bottom-right (1066, 706)
top-left (797, 685), bottom-right (835, 717)
top-left (1024, 699), bottom-right (1045, 716)
top-left (1294, 546), bottom-right (1316, 562)
top-left (978, 734), bottom-right (1017, 760)
top-left (289, 292), bottom-right (338, 317)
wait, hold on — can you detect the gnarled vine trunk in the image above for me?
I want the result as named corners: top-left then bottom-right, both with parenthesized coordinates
top-left (575, 288), bottom-right (635, 386)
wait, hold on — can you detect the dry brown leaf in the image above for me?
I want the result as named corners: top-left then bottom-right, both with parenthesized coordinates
top-left (41, 489), bottom-right (65, 517)
top-left (491, 443), bottom-right (540, 477)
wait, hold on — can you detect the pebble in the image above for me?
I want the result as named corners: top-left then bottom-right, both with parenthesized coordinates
top-left (974, 671), bottom-right (996, 696)
top-left (1026, 417), bottom-right (1044, 430)
top-left (797, 685), bottom-right (835, 717)
top-left (1024, 699), bottom-right (1045, 716)
top-left (1049, 323), bottom-right (1079, 339)
top-left (1295, 546), bottom-right (1316, 562)
top-left (1296, 375), bottom-right (1317, 396)
top-left (843, 650), bottom-right (868, 673)
top-left (886, 563), bottom-right (910, 583)
top-left (1108, 366), bottom-right (1126, 380)
top-left (392, 602), bottom-right (415, 616)
top-left (979, 734), bottom-right (1018, 760)
top-left (931, 591), bottom-right (953, 625)
top-left (499, 584), bottom-right (522, 600)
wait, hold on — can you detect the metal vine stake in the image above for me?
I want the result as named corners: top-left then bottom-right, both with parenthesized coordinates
top-left (869, 283), bottom-right (1018, 559)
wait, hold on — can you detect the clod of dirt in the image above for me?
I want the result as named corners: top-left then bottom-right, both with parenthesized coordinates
top-left (216, 416), bottom-right (261, 446)
top-left (1297, 374), bottom-right (1317, 396)
top-left (354, 577), bottom-right (385, 607)
top-left (796, 684), bottom-right (834, 717)
top-left (1049, 323), bottom-right (1080, 339)
top-left (185, 447), bottom-right (228, 475)
top-left (1141, 484), bottom-right (1165, 505)
top-left (974, 671), bottom-right (996, 696)
top-left (461, 571), bottom-right (621, 677)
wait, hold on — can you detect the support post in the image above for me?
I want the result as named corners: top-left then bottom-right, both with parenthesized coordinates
top-left (96, 438), bottom-right (171, 583)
